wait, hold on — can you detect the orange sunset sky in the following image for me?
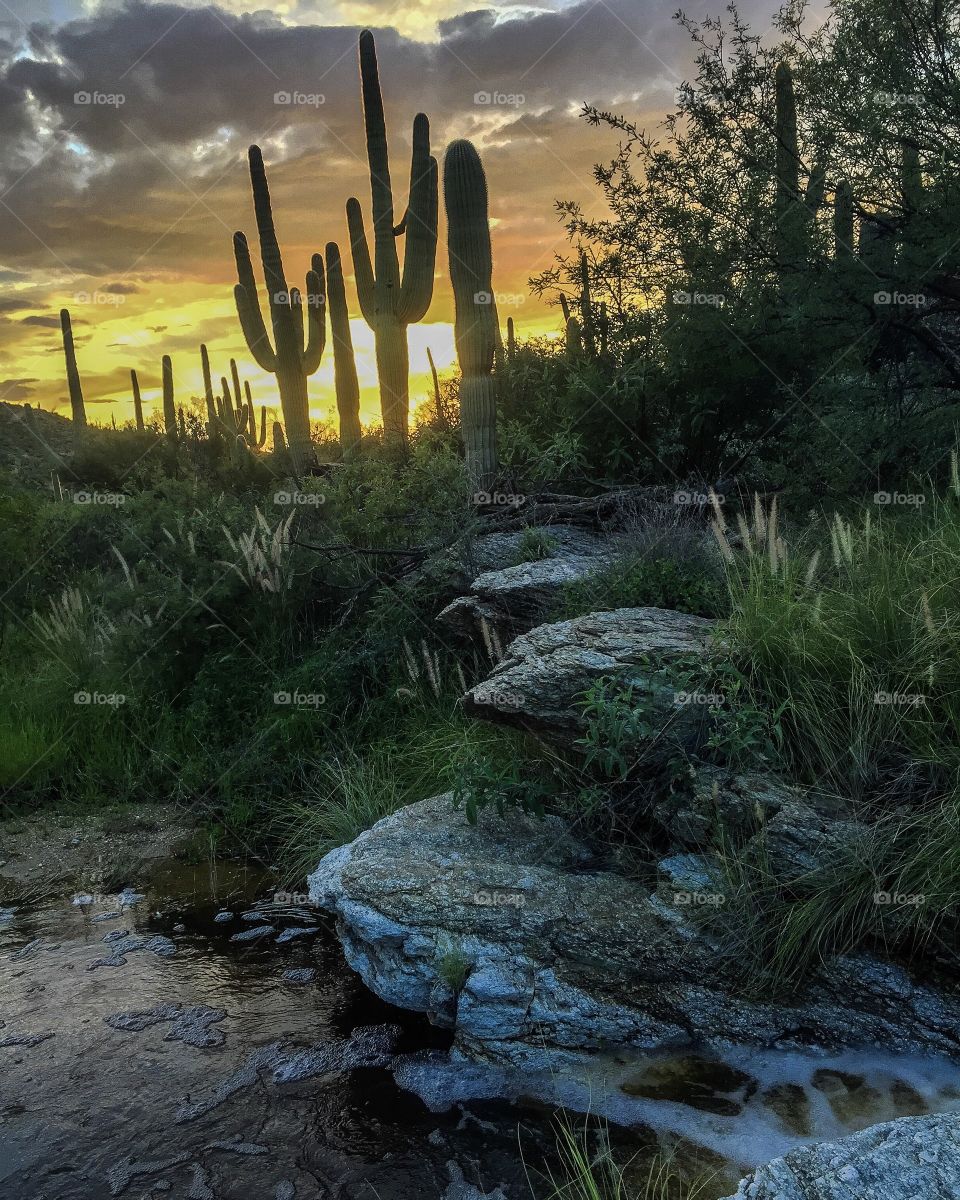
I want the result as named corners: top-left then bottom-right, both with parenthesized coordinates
top-left (0, 0), bottom-right (779, 428)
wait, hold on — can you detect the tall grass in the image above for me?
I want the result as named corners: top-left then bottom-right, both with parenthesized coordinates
top-left (712, 481), bottom-right (960, 987)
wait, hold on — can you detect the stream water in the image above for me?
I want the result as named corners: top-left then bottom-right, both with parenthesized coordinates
top-left (3, 856), bottom-right (960, 1200)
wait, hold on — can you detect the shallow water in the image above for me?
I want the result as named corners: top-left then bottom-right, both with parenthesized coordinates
top-left (3, 857), bottom-right (960, 1199)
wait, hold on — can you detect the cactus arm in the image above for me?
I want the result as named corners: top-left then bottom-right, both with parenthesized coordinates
top-left (302, 256), bottom-right (327, 374)
top-left (199, 343), bottom-right (218, 426)
top-left (578, 251), bottom-right (596, 356)
top-left (248, 146), bottom-right (291, 313)
top-left (60, 309), bottom-right (86, 428)
top-left (804, 163), bottom-right (826, 213)
top-left (346, 197), bottom-right (377, 326)
top-left (774, 62), bottom-right (803, 267)
top-left (325, 240), bottom-right (362, 457)
top-left (257, 404), bottom-right (268, 449)
top-left (230, 359), bottom-right (243, 411)
top-left (833, 180), bottom-right (855, 259)
top-left (559, 294), bottom-right (571, 325)
top-left (272, 420), bottom-right (286, 452)
top-left (506, 317), bottom-right (516, 361)
top-left (397, 114), bottom-right (438, 323)
top-left (233, 233), bottom-right (277, 372)
top-left (427, 346), bottom-right (441, 408)
top-left (565, 316), bottom-right (583, 360)
top-left (130, 368), bottom-right (144, 431)
top-left (289, 287), bottom-right (305, 356)
top-left (161, 355), bottom-right (176, 440)
top-left (358, 29), bottom-right (401, 298)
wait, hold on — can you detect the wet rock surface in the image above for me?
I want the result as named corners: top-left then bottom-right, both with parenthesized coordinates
top-left (0, 860), bottom-right (555, 1200)
top-left (309, 793), bottom-right (960, 1069)
top-left (721, 1112), bottom-right (960, 1199)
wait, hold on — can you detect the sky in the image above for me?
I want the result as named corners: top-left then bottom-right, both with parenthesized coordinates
top-left (0, 0), bottom-right (779, 427)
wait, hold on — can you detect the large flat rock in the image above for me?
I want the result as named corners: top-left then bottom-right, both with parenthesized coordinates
top-left (308, 795), bottom-right (960, 1071)
top-left (462, 607), bottom-right (717, 736)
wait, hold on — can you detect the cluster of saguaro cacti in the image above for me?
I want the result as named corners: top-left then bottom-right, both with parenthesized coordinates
top-left (444, 139), bottom-right (498, 492)
top-left (234, 146), bottom-right (325, 468)
top-left (60, 309), bottom-right (86, 431)
top-left (347, 30), bottom-right (438, 447)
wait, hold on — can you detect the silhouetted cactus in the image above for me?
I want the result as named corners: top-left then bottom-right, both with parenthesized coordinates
top-left (273, 420), bottom-right (286, 453)
top-left (162, 355), bottom-right (177, 441)
top-left (444, 139), bottom-right (498, 492)
top-left (200, 344), bottom-right (217, 430)
top-left (427, 347), bottom-right (442, 411)
top-left (578, 251), bottom-right (597, 357)
top-left (774, 62), bottom-right (803, 269)
top-left (60, 309), bottom-right (86, 429)
top-left (130, 369), bottom-right (145, 431)
top-left (506, 317), bottom-right (516, 362)
top-left (834, 180), bottom-right (855, 260)
top-left (347, 30), bottom-right (438, 448)
top-left (565, 316), bottom-right (583, 360)
top-left (234, 145), bottom-right (325, 467)
top-left (325, 241), bottom-right (362, 458)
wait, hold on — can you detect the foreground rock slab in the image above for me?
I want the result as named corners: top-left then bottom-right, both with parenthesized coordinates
top-left (463, 606), bottom-right (717, 736)
top-left (721, 1112), bottom-right (960, 1199)
top-left (440, 527), bottom-right (616, 638)
top-left (308, 795), bottom-right (960, 1070)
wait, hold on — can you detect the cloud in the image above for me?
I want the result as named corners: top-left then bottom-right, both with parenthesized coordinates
top-left (0, 376), bottom-right (38, 400)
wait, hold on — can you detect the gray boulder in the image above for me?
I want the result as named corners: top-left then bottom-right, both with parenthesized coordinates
top-left (462, 607), bottom-right (717, 737)
top-left (439, 527), bottom-right (615, 637)
top-left (722, 1112), bottom-right (960, 1199)
top-left (308, 794), bottom-right (960, 1071)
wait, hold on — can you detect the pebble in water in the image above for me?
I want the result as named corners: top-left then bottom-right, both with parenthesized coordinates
top-left (105, 1003), bottom-right (227, 1049)
top-left (275, 927), bottom-right (319, 944)
top-left (281, 968), bottom-right (317, 985)
top-left (213, 911), bottom-right (234, 923)
top-left (229, 924), bottom-right (274, 943)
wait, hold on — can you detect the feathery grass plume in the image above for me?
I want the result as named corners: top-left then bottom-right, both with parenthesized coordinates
top-left (220, 508), bottom-right (295, 595)
top-left (110, 545), bottom-right (137, 590)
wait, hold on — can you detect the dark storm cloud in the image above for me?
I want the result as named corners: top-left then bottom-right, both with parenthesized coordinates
top-left (0, 0), bottom-right (778, 298)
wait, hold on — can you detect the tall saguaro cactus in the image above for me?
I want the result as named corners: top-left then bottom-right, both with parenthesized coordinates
top-left (161, 355), bottom-right (177, 441)
top-left (325, 241), bottom-right (362, 458)
top-left (130, 369), bottom-right (145, 431)
top-left (60, 309), bottom-right (86, 429)
top-left (234, 145), bottom-right (326, 467)
top-left (444, 139), bottom-right (498, 493)
top-left (347, 30), bottom-right (438, 447)
top-left (774, 62), bottom-right (803, 270)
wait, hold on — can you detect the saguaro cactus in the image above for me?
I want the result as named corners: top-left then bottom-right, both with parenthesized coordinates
top-left (130, 369), bottom-right (145, 431)
top-left (774, 63), bottom-right (802, 267)
top-left (199, 344), bottom-right (218, 430)
top-left (444, 139), bottom-right (498, 493)
top-left (325, 241), bottom-right (362, 458)
top-left (162, 355), bottom-right (177, 441)
top-left (834, 180), bottom-right (855, 260)
top-left (234, 145), bottom-right (325, 467)
top-left (347, 30), bottom-right (438, 447)
top-left (60, 309), bottom-right (86, 429)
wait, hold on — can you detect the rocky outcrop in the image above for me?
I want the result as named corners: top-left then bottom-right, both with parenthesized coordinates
top-left (308, 794), bottom-right (960, 1071)
top-left (462, 607), bottom-right (717, 737)
top-left (440, 526), bottom-right (615, 638)
top-left (721, 1112), bottom-right (960, 1199)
